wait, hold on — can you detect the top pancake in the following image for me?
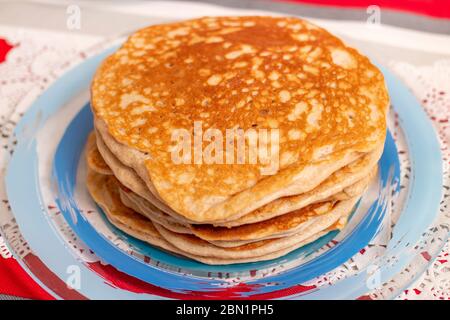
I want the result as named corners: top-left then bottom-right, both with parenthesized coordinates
top-left (91, 16), bottom-right (388, 222)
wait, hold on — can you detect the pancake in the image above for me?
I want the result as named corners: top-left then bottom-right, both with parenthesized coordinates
top-left (91, 16), bottom-right (389, 223)
top-left (217, 148), bottom-right (380, 227)
top-left (117, 172), bottom-right (368, 243)
top-left (86, 129), bottom-right (375, 246)
top-left (86, 143), bottom-right (367, 245)
top-left (95, 130), bottom-right (183, 218)
top-left (86, 166), bottom-right (336, 264)
top-left (95, 118), bottom-right (373, 223)
top-left (95, 130), bottom-right (211, 225)
top-left (189, 196), bottom-right (360, 242)
top-left (95, 129), bottom-right (153, 202)
top-left (119, 186), bottom-right (193, 235)
top-left (114, 216), bottom-right (329, 264)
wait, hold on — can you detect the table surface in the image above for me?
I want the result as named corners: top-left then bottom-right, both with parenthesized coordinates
top-left (0, 0), bottom-right (449, 300)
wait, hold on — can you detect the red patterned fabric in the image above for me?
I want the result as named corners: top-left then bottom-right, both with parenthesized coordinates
top-left (0, 0), bottom-right (448, 300)
top-left (282, 0), bottom-right (450, 19)
top-left (0, 38), bottom-right (14, 63)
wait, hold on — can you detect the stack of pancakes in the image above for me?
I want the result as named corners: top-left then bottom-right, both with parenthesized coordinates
top-left (86, 16), bottom-right (389, 265)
